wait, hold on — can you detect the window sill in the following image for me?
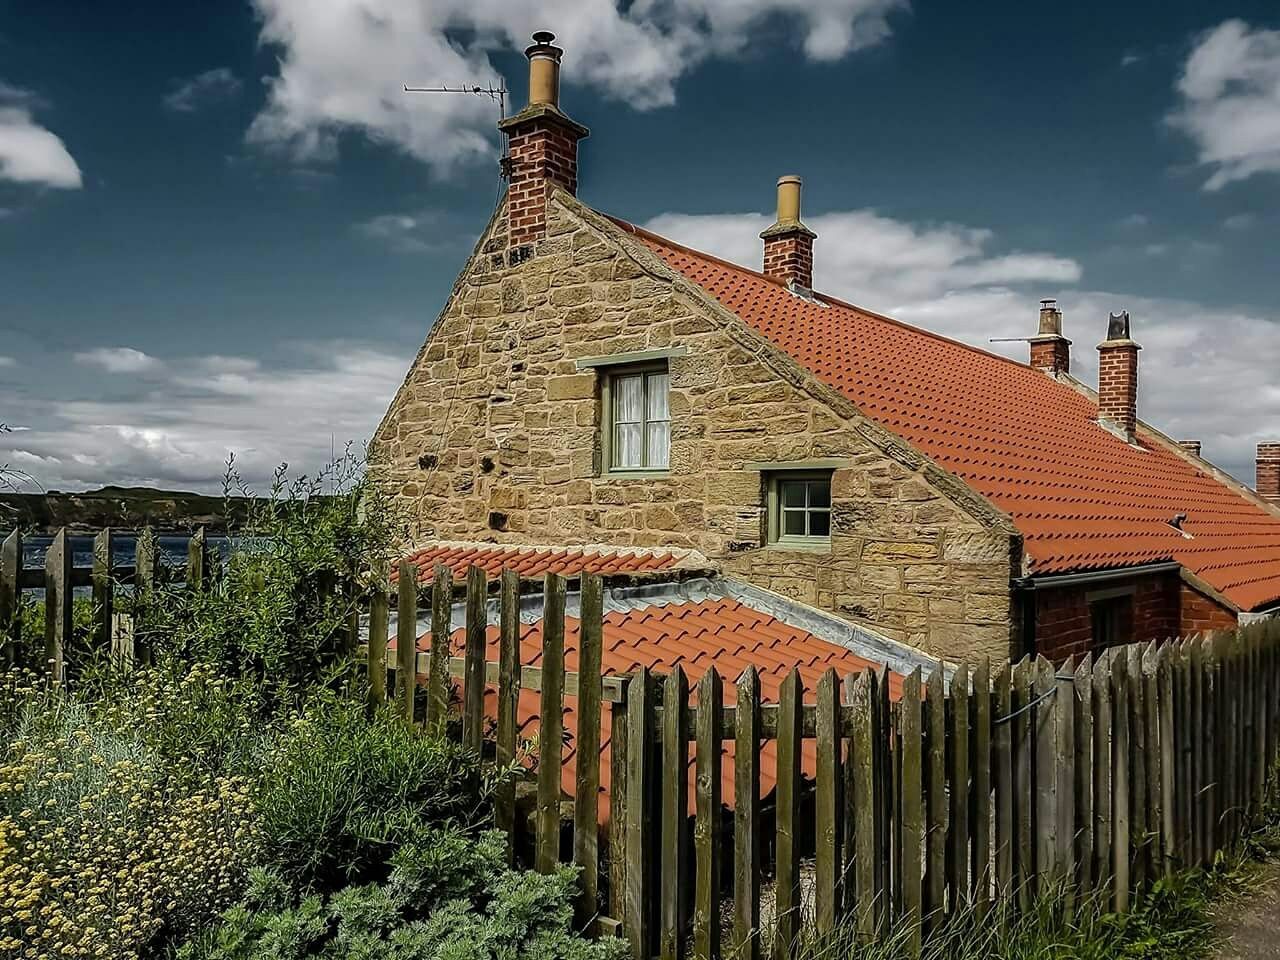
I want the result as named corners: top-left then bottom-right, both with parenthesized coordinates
top-left (767, 539), bottom-right (833, 554)
top-left (603, 470), bottom-right (671, 480)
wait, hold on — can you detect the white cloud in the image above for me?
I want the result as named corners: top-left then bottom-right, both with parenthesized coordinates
top-left (1223, 212), bottom-right (1256, 231)
top-left (74, 347), bottom-right (162, 374)
top-left (0, 356), bottom-right (14, 367)
top-left (642, 205), bottom-right (1280, 483)
top-left (0, 93), bottom-right (82, 189)
top-left (2, 343), bottom-right (403, 492)
top-left (246, 0), bottom-right (906, 172)
top-left (1168, 19), bottom-right (1280, 190)
top-left (353, 211), bottom-right (437, 253)
top-left (164, 67), bottom-right (243, 113)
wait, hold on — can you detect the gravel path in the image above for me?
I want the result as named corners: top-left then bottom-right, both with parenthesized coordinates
top-left (1214, 861), bottom-right (1280, 960)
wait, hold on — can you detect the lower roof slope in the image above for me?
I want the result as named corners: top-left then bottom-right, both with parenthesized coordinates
top-left (613, 218), bottom-right (1280, 611)
top-left (416, 597), bottom-right (903, 817)
top-left (396, 541), bottom-right (697, 585)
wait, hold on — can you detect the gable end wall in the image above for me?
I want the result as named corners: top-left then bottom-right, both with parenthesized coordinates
top-left (372, 196), bottom-right (1020, 661)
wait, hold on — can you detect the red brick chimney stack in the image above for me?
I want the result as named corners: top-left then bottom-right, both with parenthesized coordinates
top-left (1029, 299), bottom-right (1071, 374)
top-left (498, 31), bottom-right (589, 248)
top-left (761, 175), bottom-right (817, 289)
top-left (1096, 310), bottom-right (1141, 440)
top-left (1258, 443), bottom-right (1280, 504)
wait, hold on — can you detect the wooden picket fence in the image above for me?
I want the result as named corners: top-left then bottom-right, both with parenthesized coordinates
top-left (8, 533), bottom-right (1280, 959)
top-left (366, 559), bottom-right (1280, 960)
top-left (0, 527), bottom-right (224, 676)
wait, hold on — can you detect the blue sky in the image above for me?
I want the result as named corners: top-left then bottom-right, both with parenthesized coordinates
top-left (2, 0), bottom-right (1279, 492)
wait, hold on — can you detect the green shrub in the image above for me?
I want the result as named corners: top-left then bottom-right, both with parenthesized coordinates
top-left (137, 453), bottom-right (404, 696)
top-left (253, 692), bottom-right (481, 891)
top-left (178, 830), bottom-right (628, 960)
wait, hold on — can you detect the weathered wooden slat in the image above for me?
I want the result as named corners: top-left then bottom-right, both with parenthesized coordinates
top-left (462, 566), bottom-right (488, 754)
top-left (625, 669), bottom-right (655, 960)
top-left (948, 663), bottom-right (970, 912)
top-left (1129, 644), bottom-right (1150, 890)
top-left (993, 661), bottom-right (1013, 902)
top-left (1073, 655), bottom-right (1094, 894)
top-left (814, 668), bottom-right (841, 935)
top-left (1012, 658), bottom-right (1034, 910)
top-left (1032, 657), bottom-right (1058, 892)
top-left (694, 668), bottom-right (724, 960)
top-left (0, 530), bottom-right (19, 667)
top-left (1251, 631), bottom-right (1266, 819)
top-left (609, 696), bottom-right (630, 928)
top-left (1112, 648), bottom-right (1131, 913)
top-left (133, 528), bottom-right (157, 665)
top-left (497, 568), bottom-right (521, 863)
top-left (733, 667), bottom-right (761, 960)
top-left (395, 560), bottom-right (418, 724)
top-left (774, 668), bottom-right (803, 960)
top-left (535, 573), bottom-right (567, 875)
top-left (1093, 650), bottom-right (1113, 890)
top-left (1054, 657), bottom-right (1075, 895)
top-left (1204, 636), bottom-right (1221, 858)
top-left (1155, 645), bottom-right (1174, 878)
top-left (366, 562), bottom-right (389, 709)
top-left (1219, 636), bottom-right (1237, 850)
top-left (971, 657), bottom-right (991, 916)
top-left (875, 666), bottom-right (892, 925)
top-left (660, 664), bottom-right (689, 960)
top-left (426, 564), bottom-right (452, 734)
top-left (92, 528), bottom-right (114, 652)
top-left (899, 669), bottom-right (923, 958)
top-left (44, 528), bottom-right (72, 682)
top-left (186, 526), bottom-right (208, 593)
top-left (850, 670), bottom-right (877, 939)
top-left (924, 666), bottom-right (946, 929)
top-left (574, 573), bottom-right (604, 929)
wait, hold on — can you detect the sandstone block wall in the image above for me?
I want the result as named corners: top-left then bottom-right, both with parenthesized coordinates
top-left (372, 195), bottom-right (1019, 661)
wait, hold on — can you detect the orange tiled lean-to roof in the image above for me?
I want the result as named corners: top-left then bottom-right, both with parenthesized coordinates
top-left (395, 541), bottom-right (695, 586)
top-left (404, 598), bottom-right (903, 819)
top-left (612, 218), bottom-right (1280, 612)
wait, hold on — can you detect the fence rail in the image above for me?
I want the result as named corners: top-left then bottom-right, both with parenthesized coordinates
top-left (5, 531), bottom-right (1280, 959)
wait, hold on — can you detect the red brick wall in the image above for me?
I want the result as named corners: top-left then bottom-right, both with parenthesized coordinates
top-left (506, 122), bottom-right (580, 246)
top-left (1180, 582), bottom-right (1239, 634)
top-left (762, 233), bottom-right (814, 288)
top-left (1097, 343), bottom-right (1138, 435)
top-left (1258, 442), bottom-right (1280, 504)
top-left (1029, 338), bottom-right (1070, 374)
top-left (1035, 570), bottom-right (1203, 662)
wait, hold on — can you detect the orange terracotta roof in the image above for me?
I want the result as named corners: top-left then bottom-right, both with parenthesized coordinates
top-left (395, 541), bottom-right (693, 586)
top-left (612, 218), bottom-right (1280, 612)
top-left (402, 597), bottom-right (903, 820)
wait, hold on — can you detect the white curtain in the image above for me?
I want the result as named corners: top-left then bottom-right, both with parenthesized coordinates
top-left (613, 374), bottom-right (643, 468)
top-left (646, 372), bottom-right (670, 469)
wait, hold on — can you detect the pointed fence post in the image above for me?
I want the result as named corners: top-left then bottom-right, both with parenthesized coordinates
top-left (814, 668), bottom-right (841, 936)
top-left (496, 568), bottom-right (522, 863)
top-left (366, 561), bottom-right (389, 709)
top-left (924, 666), bottom-right (946, 930)
top-left (660, 664), bottom-right (689, 960)
top-left (426, 564), bottom-right (452, 735)
top-left (0, 530), bottom-right (18, 668)
top-left (1073, 655), bottom-right (1094, 894)
top-left (733, 667), bottom-right (761, 960)
top-left (44, 528), bottom-right (72, 683)
top-left (898, 669), bottom-right (924, 958)
top-left (574, 573), bottom-right (604, 928)
top-left (462, 566), bottom-right (487, 755)
top-left (134, 527), bottom-right (157, 665)
top-left (948, 663), bottom-right (971, 913)
top-left (395, 560), bottom-right (419, 724)
top-left (535, 573), bottom-right (567, 875)
top-left (694, 667), bottom-right (724, 960)
top-left (92, 528), bottom-right (114, 653)
top-left (850, 669), bottom-right (879, 938)
top-left (993, 661), bottom-right (1014, 902)
top-left (971, 657), bottom-right (992, 917)
top-left (774, 668), bottom-right (803, 960)
top-left (625, 668), bottom-right (655, 960)
top-left (1112, 648), bottom-right (1131, 913)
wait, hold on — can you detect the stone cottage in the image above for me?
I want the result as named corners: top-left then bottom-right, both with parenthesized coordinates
top-left (372, 33), bottom-right (1280, 663)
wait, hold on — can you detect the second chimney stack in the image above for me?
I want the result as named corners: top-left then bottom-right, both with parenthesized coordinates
top-left (1029, 299), bottom-right (1071, 374)
top-left (761, 175), bottom-right (817, 289)
top-left (1096, 310), bottom-right (1141, 440)
top-left (1258, 443), bottom-right (1280, 505)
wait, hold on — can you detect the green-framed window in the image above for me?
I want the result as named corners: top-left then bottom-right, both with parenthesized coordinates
top-left (602, 362), bottom-right (670, 472)
top-left (767, 471), bottom-right (832, 547)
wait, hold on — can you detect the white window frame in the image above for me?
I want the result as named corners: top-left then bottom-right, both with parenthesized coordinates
top-left (600, 361), bottom-right (671, 475)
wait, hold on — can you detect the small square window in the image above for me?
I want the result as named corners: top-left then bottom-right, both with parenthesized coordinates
top-left (603, 363), bottom-right (670, 472)
top-left (768, 472), bottom-right (833, 548)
